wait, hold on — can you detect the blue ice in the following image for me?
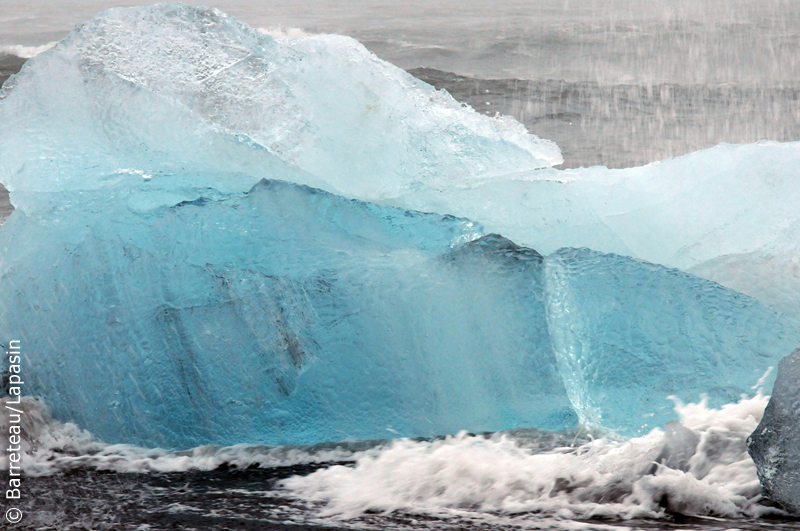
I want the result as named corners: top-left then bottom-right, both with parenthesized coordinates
top-left (1, 4), bottom-right (798, 448)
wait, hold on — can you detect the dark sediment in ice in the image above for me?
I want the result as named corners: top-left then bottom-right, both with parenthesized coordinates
top-left (748, 348), bottom-right (800, 514)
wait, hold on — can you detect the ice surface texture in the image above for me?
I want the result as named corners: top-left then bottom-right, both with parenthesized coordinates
top-left (0, 180), bottom-right (578, 447)
top-left (2, 179), bottom-right (797, 447)
top-left (393, 141), bottom-right (800, 317)
top-left (748, 349), bottom-right (800, 514)
top-left (0, 3), bottom-right (560, 213)
top-left (3, 3), bottom-right (800, 315)
top-left (1, 4), bottom-right (799, 448)
top-left (545, 249), bottom-right (800, 435)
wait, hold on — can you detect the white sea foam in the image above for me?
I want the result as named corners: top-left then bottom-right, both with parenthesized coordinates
top-left (0, 393), bottom-right (785, 523)
top-left (0, 397), bottom-right (375, 476)
top-left (281, 394), bottom-right (782, 521)
top-left (0, 42), bottom-right (56, 58)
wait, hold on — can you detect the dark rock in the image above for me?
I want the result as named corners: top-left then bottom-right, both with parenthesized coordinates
top-left (748, 348), bottom-right (800, 514)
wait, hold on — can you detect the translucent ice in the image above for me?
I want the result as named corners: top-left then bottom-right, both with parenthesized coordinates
top-left (0, 3), bottom-right (560, 214)
top-left (1, 4), bottom-right (798, 448)
top-left (393, 141), bottom-right (800, 317)
top-left (3, 4), bottom-right (800, 319)
top-left (3, 175), bottom-right (797, 446)
top-left (0, 180), bottom-right (576, 448)
top-left (545, 248), bottom-right (800, 435)
top-left (748, 349), bottom-right (800, 514)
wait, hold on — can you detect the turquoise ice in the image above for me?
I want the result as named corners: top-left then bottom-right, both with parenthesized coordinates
top-left (545, 248), bottom-right (800, 435)
top-left (2, 178), bottom-right (797, 447)
top-left (0, 180), bottom-right (576, 447)
top-left (1, 4), bottom-right (798, 448)
top-left (0, 3), bottom-right (560, 215)
top-left (4, 4), bottom-right (800, 318)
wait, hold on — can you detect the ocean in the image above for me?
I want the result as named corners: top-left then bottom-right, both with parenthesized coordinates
top-left (2, 1), bottom-right (800, 530)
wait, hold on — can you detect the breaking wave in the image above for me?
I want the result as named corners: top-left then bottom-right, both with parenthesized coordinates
top-left (0, 42), bottom-right (56, 59)
top-left (282, 394), bottom-right (782, 521)
top-left (2, 392), bottom-right (790, 523)
top-left (257, 26), bottom-right (313, 40)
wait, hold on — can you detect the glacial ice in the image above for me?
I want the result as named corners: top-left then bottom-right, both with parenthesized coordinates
top-left (544, 248), bottom-right (800, 435)
top-left (0, 180), bottom-right (578, 447)
top-left (0, 3), bottom-right (560, 214)
top-left (2, 177), bottom-right (796, 447)
top-left (394, 141), bottom-right (800, 318)
top-left (748, 348), bottom-right (800, 514)
top-left (3, 4), bottom-right (800, 318)
top-left (1, 4), bottom-right (799, 448)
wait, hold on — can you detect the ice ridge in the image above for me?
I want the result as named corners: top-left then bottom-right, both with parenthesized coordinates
top-left (0, 179), bottom-right (576, 447)
top-left (4, 3), bottom-right (800, 319)
top-left (0, 3), bottom-right (560, 214)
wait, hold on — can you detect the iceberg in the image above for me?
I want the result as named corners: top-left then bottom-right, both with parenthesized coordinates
top-left (3, 177), bottom-right (796, 447)
top-left (3, 4), bottom-right (800, 318)
top-left (0, 3), bottom-right (560, 215)
top-left (1, 4), bottom-right (798, 448)
top-left (748, 349), bottom-right (800, 514)
top-left (394, 141), bottom-right (800, 317)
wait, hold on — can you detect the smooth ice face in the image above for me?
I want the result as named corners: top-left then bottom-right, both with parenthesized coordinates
top-left (748, 349), bottom-right (800, 514)
top-left (0, 180), bottom-right (576, 448)
top-left (0, 3), bottom-right (560, 214)
top-left (545, 248), bottom-right (800, 436)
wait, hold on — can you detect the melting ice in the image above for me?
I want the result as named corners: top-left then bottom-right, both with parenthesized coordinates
top-left (1, 2), bottom-right (799, 469)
